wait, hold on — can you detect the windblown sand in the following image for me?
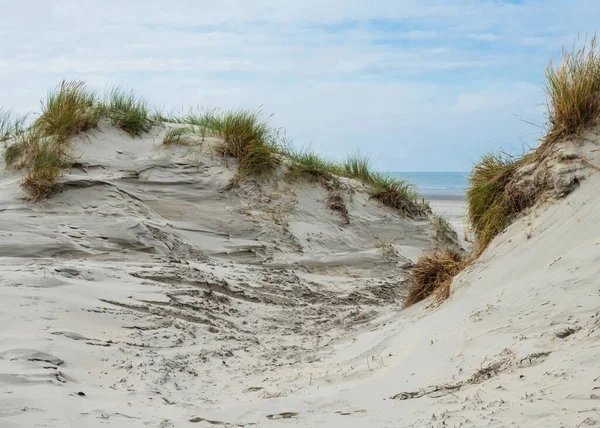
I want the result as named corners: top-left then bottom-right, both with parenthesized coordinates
top-left (1, 125), bottom-right (599, 427)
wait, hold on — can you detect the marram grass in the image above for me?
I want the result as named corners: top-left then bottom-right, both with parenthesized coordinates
top-left (467, 152), bottom-right (533, 252)
top-left (103, 87), bottom-right (155, 137)
top-left (1, 81), bottom-right (426, 215)
top-left (543, 34), bottom-right (600, 149)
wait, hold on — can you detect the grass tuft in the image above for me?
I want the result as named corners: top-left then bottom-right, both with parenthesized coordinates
top-left (405, 247), bottom-right (466, 307)
top-left (342, 154), bottom-right (429, 217)
top-left (4, 143), bottom-right (24, 167)
top-left (4, 127), bottom-right (41, 169)
top-left (467, 152), bottom-right (533, 252)
top-left (103, 87), bottom-right (155, 137)
top-left (343, 153), bottom-right (372, 182)
top-left (4, 127), bottom-right (69, 200)
top-left (544, 34), bottom-right (600, 148)
top-left (211, 109), bottom-right (281, 176)
top-left (287, 150), bottom-right (344, 179)
top-left (369, 172), bottom-right (429, 217)
top-left (285, 151), bottom-right (428, 218)
top-left (35, 80), bottom-right (100, 144)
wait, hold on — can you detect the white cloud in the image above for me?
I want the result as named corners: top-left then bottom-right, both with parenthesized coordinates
top-left (0, 0), bottom-right (598, 170)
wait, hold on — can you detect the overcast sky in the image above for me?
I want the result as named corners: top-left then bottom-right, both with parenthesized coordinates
top-left (1, 0), bottom-right (598, 171)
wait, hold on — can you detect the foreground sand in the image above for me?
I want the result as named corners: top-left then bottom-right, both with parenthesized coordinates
top-left (0, 125), bottom-right (432, 427)
top-left (1, 125), bottom-right (599, 427)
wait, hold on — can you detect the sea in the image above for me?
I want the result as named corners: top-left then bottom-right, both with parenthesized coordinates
top-left (387, 171), bottom-right (469, 200)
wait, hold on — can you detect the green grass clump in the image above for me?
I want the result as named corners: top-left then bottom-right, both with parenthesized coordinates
top-left (369, 172), bottom-right (429, 217)
top-left (5, 81), bottom-right (101, 199)
top-left (285, 151), bottom-right (428, 217)
top-left (467, 152), bottom-right (533, 252)
top-left (544, 35), bottom-right (600, 148)
top-left (4, 127), bottom-right (39, 168)
top-left (35, 80), bottom-right (100, 144)
top-left (210, 109), bottom-right (281, 176)
top-left (184, 109), bottom-right (224, 131)
top-left (175, 109), bottom-right (281, 176)
top-left (103, 87), bottom-right (155, 137)
top-left (343, 154), bottom-right (372, 182)
top-left (341, 154), bottom-right (429, 217)
top-left (287, 150), bottom-right (345, 179)
top-left (17, 81), bottom-right (101, 200)
top-left (465, 36), bottom-right (600, 253)
top-left (4, 143), bottom-right (23, 167)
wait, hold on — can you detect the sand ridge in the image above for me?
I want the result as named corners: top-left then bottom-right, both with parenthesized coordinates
top-left (0, 124), bottom-right (435, 427)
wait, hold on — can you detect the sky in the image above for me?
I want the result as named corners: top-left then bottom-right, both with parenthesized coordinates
top-left (0, 0), bottom-right (599, 171)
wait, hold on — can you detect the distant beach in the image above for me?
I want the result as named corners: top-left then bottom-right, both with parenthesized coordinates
top-left (389, 171), bottom-right (469, 241)
top-left (387, 171), bottom-right (468, 199)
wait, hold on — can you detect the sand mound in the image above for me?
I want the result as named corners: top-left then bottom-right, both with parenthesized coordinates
top-left (0, 124), bottom-right (434, 427)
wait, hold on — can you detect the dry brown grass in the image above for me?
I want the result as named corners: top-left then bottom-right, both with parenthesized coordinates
top-left (22, 139), bottom-right (68, 201)
top-left (405, 247), bottom-right (466, 307)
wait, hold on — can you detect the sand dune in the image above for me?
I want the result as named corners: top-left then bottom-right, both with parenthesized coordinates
top-left (0, 124), bottom-right (434, 427)
top-left (1, 122), bottom-right (598, 427)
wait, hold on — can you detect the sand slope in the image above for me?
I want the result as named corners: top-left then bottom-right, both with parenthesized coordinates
top-left (2, 125), bottom-right (598, 427)
top-left (0, 125), bottom-right (432, 427)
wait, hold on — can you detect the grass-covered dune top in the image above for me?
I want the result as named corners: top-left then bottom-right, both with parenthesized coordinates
top-left (0, 80), bottom-right (428, 218)
top-left (1, 81), bottom-right (158, 200)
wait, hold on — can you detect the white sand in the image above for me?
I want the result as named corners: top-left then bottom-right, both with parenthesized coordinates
top-left (1, 124), bottom-right (599, 427)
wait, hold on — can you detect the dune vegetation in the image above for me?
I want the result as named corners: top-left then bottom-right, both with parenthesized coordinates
top-left (3, 35), bottom-right (595, 307)
top-left (2, 81), bottom-right (161, 200)
top-left (1, 81), bottom-right (427, 217)
top-left (465, 35), bottom-right (600, 254)
top-left (405, 247), bottom-right (466, 307)
top-left (406, 36), bottom-right (600, 307)
top-left (543, 35), bottom-right (600, 150)
top-left (103, 87), bottom-right (156, 137)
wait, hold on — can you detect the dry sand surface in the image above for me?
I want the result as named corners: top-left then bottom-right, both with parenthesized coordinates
top-left (1, 124), bottom-right (599, 427)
